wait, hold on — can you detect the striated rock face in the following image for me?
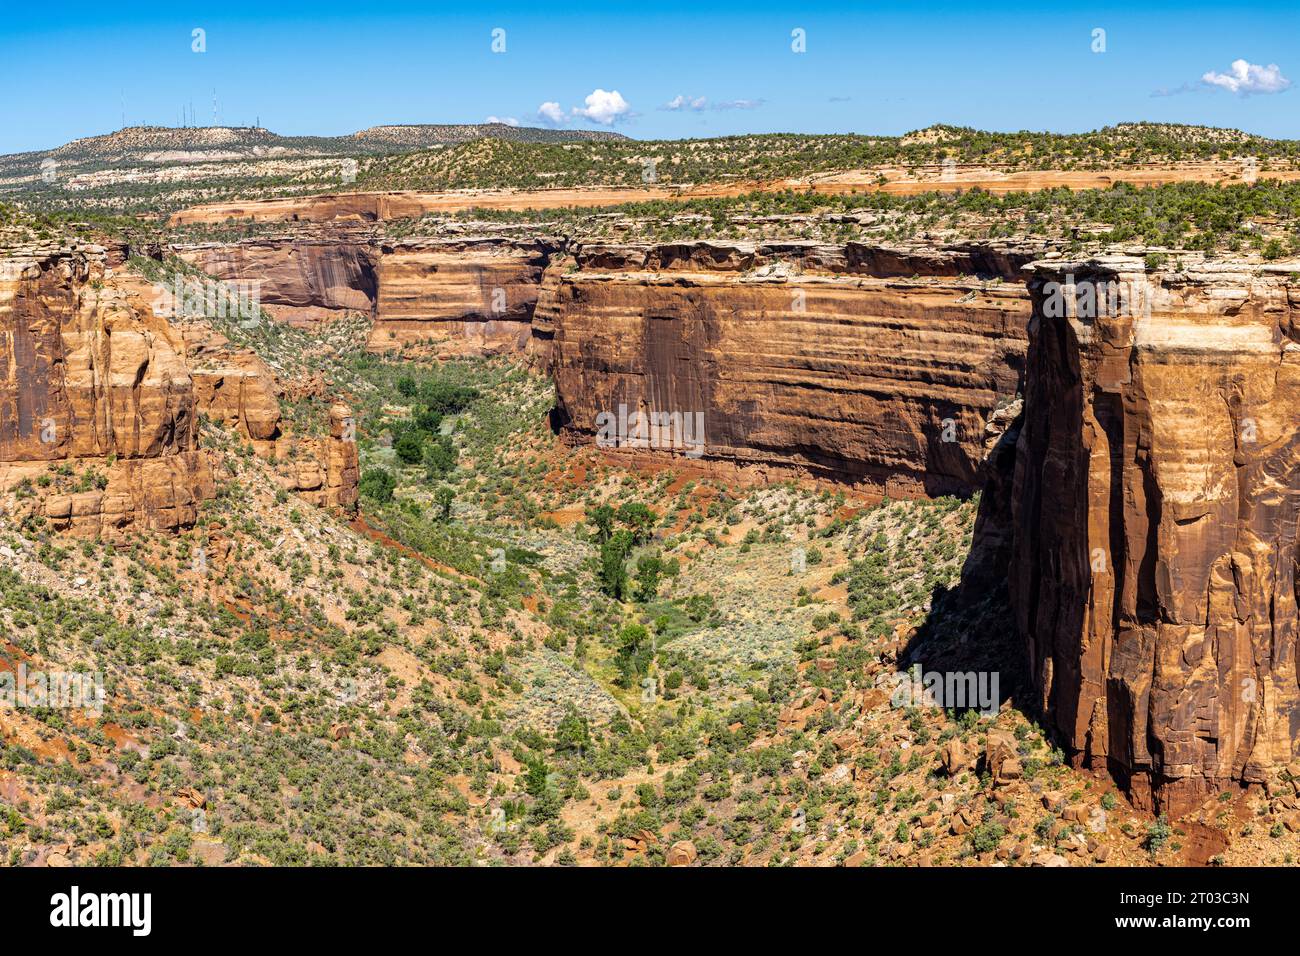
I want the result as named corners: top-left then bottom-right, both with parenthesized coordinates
top-left (0, 244), bottom-right (359, 538)
top-left (176, 239), bottom-right (378, 329)
top-left (368, 238), bottom-right (554, 355)
top-left (0, 246), bottom-right (214, 536)
top-left (174, 236), bottom-right (557, 356)
top-left (168, 192), bottom-right (446, 227)
top-left (182, 325), bottom-right (284, 442)
top-left (1009, 257), bottom-right (1300, 815)
top-left (33, 455), bottom-right (213, 537)
top-left (546, 240), bottom-right (1035, 496)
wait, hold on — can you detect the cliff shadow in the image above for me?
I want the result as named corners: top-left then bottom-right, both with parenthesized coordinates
top-left (898, 419), bottom-right (1029, 715)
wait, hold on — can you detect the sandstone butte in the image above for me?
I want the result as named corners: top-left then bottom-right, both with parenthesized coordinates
top-left (0, 242), bottom-right (358, 540)
top-left (12, 224), bottom-right (1300, 818)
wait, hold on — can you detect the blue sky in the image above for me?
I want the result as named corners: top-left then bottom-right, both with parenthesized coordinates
top-left (2, 0), bottom-right (1298, 153)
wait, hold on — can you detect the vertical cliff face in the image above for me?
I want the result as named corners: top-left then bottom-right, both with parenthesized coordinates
top-left (0, 246), bottom-right (213, 536)
top-left (546, 240), bottom-right (1035, 495)
top-left (1010, 258), bottom-right (1300, 815)
top-left (175, 236), bottom-right (559, 355)
top-left (176, 239), bottom-right (378, 329)
top-left (182, 325), bottom-right (285, 443)
top-left (0, 244), bottom-right (360, 538)
top-left (368, 238), bottom-right (554, 355)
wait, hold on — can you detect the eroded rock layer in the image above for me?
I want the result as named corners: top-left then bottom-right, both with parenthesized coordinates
top-left (546, 240), bottom-right (1035, 496)
top-left (0, 246), bottom-right (214, 536)
top-left (174, 236), bottom-right (554, 355)
top-left (0, 244), bottom-right (360, 538)
top-left (1010, 258), bottom-right (1300, 815)
top-left (176, 238), bottom-right (378, 329)
top-left (368, 238), bottom-right (552, 354)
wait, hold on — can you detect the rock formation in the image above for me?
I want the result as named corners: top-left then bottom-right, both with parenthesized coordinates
top-left (0, 245), bottom-right (213, 537)
top-left (544, 240), bottom-right (1035, 496)
top-left (177, 238), bottom-right (377, 329)
top-left (178, 321), bottom-right (359, 511)
top-left (176, 233), bottom-right (1036, 495)
top-left (174, 235), bottom-right (555, 356)
top-left (368, 238), bottom-right (552, 354)
top-left (1009, 257), bottom-right (1300, 815)
top-left (0, 242), bottom-right (359, 538)
top-left (182, 324), bottom-right (284, 442)
top-left (15, 222), bottom-right (1300, 819)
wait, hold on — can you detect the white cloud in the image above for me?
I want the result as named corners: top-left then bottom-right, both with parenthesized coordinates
top-left (536, 101), bottom-right (566, 126)
top-left (1202, 59), bottom-right (1291, 95)
top-left (572, 89), bottom-right (631, 125)
top-left (486, 116), bottom-right (519, 127)
top-left (662, 94), bottom-right (764, 112)
top-left (663, 94), bottom-right (708, 111)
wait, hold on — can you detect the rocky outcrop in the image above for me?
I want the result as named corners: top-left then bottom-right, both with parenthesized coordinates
top-left (545, 240), bottom-right (1036, 496)
top-left (176, 239), bottom-right (377, 329)
top-left (262, 403), bottom-right (359, 511)
top-left (0, 244), bottom-right (359, 539)
top-left (0, 245), bottom-right (214, 536)
top-left (368, 238), bottom-right (553, 355)
top-left (182, 325), bottom-right (284, 442)
top-left (1009, 257), bottom-right (1300, 816)
top-left (168, 192), bottom-right (444, 226)
top-left (174, 235), bottom-right (557, 356)
top-left (177, 321), bottom-right (358, 511)
top-left (167, 187), bottom-right (711, 226)
top-left (172, 233), bottom-right (1037, 494)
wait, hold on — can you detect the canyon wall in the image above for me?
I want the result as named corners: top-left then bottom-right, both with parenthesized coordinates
top-left (1009, 257), bottom-right (1300, 815)
top-left (0, 244), bottom-right (359, 538)
top-left (168, 192), bottom-right (454, 226)
top-left (175, 236), bottom-right (553, 354)
top-left (177, 233), bottom-right (1036, 495)
top-left (77, 225), bottom-right (1300, 811)
top-left (368, 238), bottom-right (552, 354)
top-left (177, 238), bottom-right (378, 329)
top-left (545, 240), bottom-right (1035, 496)
top-left (0, 246), bottom-right (213, 536)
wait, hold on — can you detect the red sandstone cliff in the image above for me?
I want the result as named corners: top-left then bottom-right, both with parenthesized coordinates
top-left (174, 233), bottom-right (1036, 495)
top-left (544, 240), bottom-right (1036, 496)
top-left (174, 236), bottom-right (553, 356)
top-left (0, 243), bottom-right (358, 538)
top-left (176, 238), bottom-right (377, 329)
top-left (1010, 257), bottom-right (1300, 815)
top-left (368, 238), bottom-right (552, 355)
top-left (0, 245), bottom-right (214, 536)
